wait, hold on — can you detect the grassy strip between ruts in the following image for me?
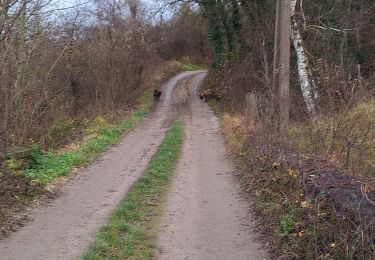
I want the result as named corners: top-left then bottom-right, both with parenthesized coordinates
top-left (82, 120), bottom-right (184, 260)
top-left (24, 92), bottom-right (154, 185)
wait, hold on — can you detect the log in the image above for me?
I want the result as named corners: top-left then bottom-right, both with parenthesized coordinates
top-left (0, 146), bottom-right (33, 160)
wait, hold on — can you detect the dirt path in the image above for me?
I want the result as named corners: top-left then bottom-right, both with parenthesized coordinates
top-left (156, 74), bottom-right (266, 259)
top-left (0, 71), bottom-right (265, 260)
top-left (0, 71), bottom-right (202, 260)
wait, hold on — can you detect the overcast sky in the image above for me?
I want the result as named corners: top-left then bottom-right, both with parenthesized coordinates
top-left (52, 0), bottom-right (163, 11)
top-left (54, 0), bottom-right (92, 9)
top-left (50, 0), bottom-right (167, 20)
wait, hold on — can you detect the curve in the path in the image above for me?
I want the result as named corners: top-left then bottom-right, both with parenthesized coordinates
top-left (0, 71), bottom-right (205, 260)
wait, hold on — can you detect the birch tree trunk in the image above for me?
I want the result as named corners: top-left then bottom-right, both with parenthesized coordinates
top-left (0, 1), bottom-right (6, 36)
top-left (291, 0), bottom-right (317, 116)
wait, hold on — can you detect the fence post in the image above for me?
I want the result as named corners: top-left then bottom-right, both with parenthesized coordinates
top-left (246, 92), bottom-right (258, 123)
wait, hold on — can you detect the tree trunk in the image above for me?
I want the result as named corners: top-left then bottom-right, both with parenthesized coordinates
top-left (291, 0), bottom-right (317, 116)
top-left (0, 1), bottom-right (6, 35)
top-left (15, 0), bottom-right (27, 101)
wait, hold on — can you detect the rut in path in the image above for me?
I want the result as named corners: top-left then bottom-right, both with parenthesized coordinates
top-left (0, 71), bottom-right (203, 260)
top-left (156, 74), bottom-right (266, 259)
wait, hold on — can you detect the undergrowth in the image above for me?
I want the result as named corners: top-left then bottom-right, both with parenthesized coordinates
top-left (209, 99), bottom-right (375, 259)
top-left (82, 120), bottom-right (184, 260)
top-left (289, 99), bottom-right (375, 176)
top-left (24, 92), bottom-right (154, 185)
top-left (181, 63), bottom-right (205, 71)
top-left (12, 61), bottom-right (183, 185)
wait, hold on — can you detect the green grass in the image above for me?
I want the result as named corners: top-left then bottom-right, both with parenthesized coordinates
top-left (24, 91), bottom-right (154, 185)
top-left (278, 205), bottom-right (298, 237)
top-left (82, 120), bottom-right (184, 260)
top-left (181, 63), bottom-right (205, 71)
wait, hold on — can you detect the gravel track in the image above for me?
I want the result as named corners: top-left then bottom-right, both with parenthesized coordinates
top-left (0, 71), bottom-right (266, 260)
top-left (156, 73), bottom-right (266, 260)
top-left (0, 71), bottom-right (201, 260)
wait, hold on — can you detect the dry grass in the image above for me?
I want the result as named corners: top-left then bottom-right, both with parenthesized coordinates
top-left (221, 113), bottom-right (249, 153)
top-left (211, 102), bottom-right (375, 259)
top-left (289, 99), bottom-right (375, 176)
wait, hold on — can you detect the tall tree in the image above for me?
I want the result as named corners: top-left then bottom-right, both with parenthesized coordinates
top-left (291, 0), bottom-right (316, 116)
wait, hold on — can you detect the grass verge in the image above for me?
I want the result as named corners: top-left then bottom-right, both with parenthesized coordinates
top-left (24, 92), bottom-right (154, 185)
top-left (6, 61), bottom-right (184, 185)
top-left (181, 63), bottom-right (205, 71)
top-left (82, 120), bottom-right (184, 260)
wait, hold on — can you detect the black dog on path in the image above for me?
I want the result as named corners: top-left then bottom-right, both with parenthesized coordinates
top-left (154, 89), bottom-right (162, 101)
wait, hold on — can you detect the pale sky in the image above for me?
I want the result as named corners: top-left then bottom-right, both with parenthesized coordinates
top-left (50, 0), bottom-right (165, 19)
top-left (54, 0), bottom-right (93, 9)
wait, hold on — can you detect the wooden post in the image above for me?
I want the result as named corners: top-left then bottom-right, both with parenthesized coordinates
top-left (246, 92), bottom-right (258, 123)
top-left (278, 0), bottom-right (291, 136)
top-left (271, 0), bottom-right (282, 126)
top-left (272, 0), bottom-right (290, 135)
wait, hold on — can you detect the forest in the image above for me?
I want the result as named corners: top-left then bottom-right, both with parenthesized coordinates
top-left (1, 0), bottom-right (375, 259)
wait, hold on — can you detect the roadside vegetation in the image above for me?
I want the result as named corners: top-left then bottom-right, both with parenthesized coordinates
top-left (82, 120), bottom-right (184, 260)
top-left (0, 61), bottom-right (183, 237)
top-left (182, 0), bottom-right (375, 257)
top-left (24, 96), bottom-right (152, 185)
top-left (208, 93), bottom-right (375, 259)
top-left (0, 0), bottom-right (211, 237)
top-left (289, 99), bottom-right (375, 177)
top-left (2, 61), bottom-right (182, 182)
top-left (181, 63), bottom-right (206, 71)
top-left (3, 60), bottom-right (202, 186)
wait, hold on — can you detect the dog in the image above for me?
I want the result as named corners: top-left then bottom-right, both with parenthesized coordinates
top-left (199, 88), bottom-right (222, 101)
top-left (154, 89), bottom-right (162, 101)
